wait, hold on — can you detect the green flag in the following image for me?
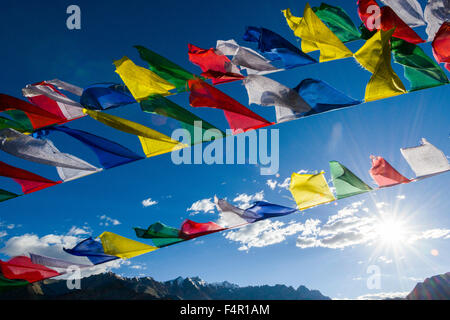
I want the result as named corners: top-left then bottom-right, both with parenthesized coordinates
top-left (329, 161), bottom-right (372, 199)
top-left (134, 222), bottom-right (185, 248)
top-left (391, 38), bottom-right (449, 91)
top-left (0, 116), bottom-right (29, 132)
top-left (0, 189), bottom-right (19, 202)
top-left (140, 95), bottom-right (224, 145)
top-left (3, 110), bottom-right (33, 132)
top-left (312, 3), bottom-right (361, 43)
top-left (135, 45), bottom-right (195, 92)
top-left (0, 274), bottom-right (29, 292)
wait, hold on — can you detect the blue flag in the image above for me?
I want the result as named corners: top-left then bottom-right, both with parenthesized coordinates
top-left (294, 78), bottom-right (361, 115)
top-left (246, 201), bottom-right (298, 221)
top-left (243, 26), bottom-right (316, 69)
top-left (63, 237), bottom-right (119, 265)
top-left (81, 83), bottom-right (136, 110)
top-left (216, 198), bottom-right (297, 223)
top-left (50, 126), bottom-right (144, 169)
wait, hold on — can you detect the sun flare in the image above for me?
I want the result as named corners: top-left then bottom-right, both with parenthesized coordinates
top-left (374, 218), bottom-right (408, 247)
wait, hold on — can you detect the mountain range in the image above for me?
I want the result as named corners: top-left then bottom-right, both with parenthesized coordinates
top-left (0, 271), bottom-right (448, 300)
top-left (0, 272), bottom-right (330, 300)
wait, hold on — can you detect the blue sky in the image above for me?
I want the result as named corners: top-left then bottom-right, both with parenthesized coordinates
top-left (0, 0), bottom-right (449, 299)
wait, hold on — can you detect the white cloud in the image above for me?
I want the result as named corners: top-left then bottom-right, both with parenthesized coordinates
top-left (375, 202), bottom-right (388, 209)
top-left (357, 291), bottom-right (408, 300)
top-left (187, 198), bottom-right (216, 215)
top-left (0, 231), bottom-right (7, 238)
top-left (142, 198), bottom-right (158, 207)
top-left (67, 226), bottom-right (91, 236)
top-left (99, 215), bottom-right (121, 226)
top-left (378, 256), bottom-right (393, 264)
top-left (408, 228), bottom-right (450, 243)
top-left (233, 191), bottom-right (264, 209)
top-left (396, 195), bottom-right (406, 200)
top-left (225, 219), bottom-right (320, 251)
top-left (266, 179), bottom-right (277, 190)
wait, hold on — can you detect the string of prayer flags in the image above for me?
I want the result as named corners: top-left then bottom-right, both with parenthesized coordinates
top-left (369, 156), bottom-right (411, 187)
top-left (0, 160), bottom-right (60, 194)
top-left (0, 256), bottom-right (61, 283)
top-left (216, 40), bottom-right (279, 75)
top-left (289, 171), bottom-right (336, 210)
top-left (329, 161), bottom-right (372, 199)
top-left (113, 56), bottom-right (176, 102)
top-left (80, 83), bottom-right (136, 110)
top-left (357, 0), bottom-right (425, 44)
top-left (295, 78), bottom-right (362, 115)
top-left (432, 22), bottom-right (450, 72)
top-left (243, 26), bottom-right (317, 68)
top-left (0, 94), bottom-right (64, 130)
top-left (424, 0), bottom-right (449, 41)
top-left (48, 126), bottom-right (145, 169)
top-left (98, 232), bottom-right (158, 259)
top-left (22, 80), bottom-right (84, 121)
top-left (63, 237), bottom-right (119, 265)
top-left (242, 74), bottom-right (311, 120)
top-left (400, 138), bottom-right (450, 178)
top-left (380, 0), bottom-right (425, 28)
top-left (135, 45), bottom-right (196, 92)
top-left (311, 3), bottom-right (361, 42)
top-left (134, 222), bottom-right (185, 247)
top-left (391, 38), bottom-right (449, 91)
top-left (354, 29), bottom-right (407, 102)
top-left (179, 220), bottom-right (226, 240)
top-left (140, 95), bottom-right (224, 145)
top-left (188, 79), bottom-right (272, 133)
top-left (282, 4), bottom-right (353, 62)
top-left (0, 189), bottom-right (18, 202)
top-left (83, 109), bottom-right (187, 158)
top-left (188, 44), bottom-right (244, 84)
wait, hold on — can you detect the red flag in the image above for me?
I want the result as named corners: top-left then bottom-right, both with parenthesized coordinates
top-left (432, 22), bottom-right (450, 71)
top-left (369, 156), bottom-right (411, 187)
top-left (0, 161), bottom-right (60, 194)
top-left (357, 0), bottom-right (424, 44)
top-left (188, 44), bottom-right (244, 84)
top-left (0, 256), bottom-right (60, 283)
top-left (0, 94), bottom-right (64, 129)
top-left (188, 79), bottom-right (272, 133)
top-left (23, 81), bottom-right (84, 122)
top-left (180, 219), bottom-right (226, 240)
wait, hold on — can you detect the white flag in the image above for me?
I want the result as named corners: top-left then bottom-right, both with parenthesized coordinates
top-left (0, 128), bottom-right (100, 181)
top-left (424, 0), bottom-right (450, 41)
top-left (22, 80), bottom-right (84, 120)
top-left (400, 138), bottom-right (450, 177)
top-left (242, 74), bottom-right (311, 123)
top-left (217, 40), bottom-right (279, 75)
top-left (381, 0), bottom-right (425, 27)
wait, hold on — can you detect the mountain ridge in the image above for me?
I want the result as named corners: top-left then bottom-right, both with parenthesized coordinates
top-left (0, 272), bottom-right (331, 300)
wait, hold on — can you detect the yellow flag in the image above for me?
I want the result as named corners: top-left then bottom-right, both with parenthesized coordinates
top-left (99, 232), bottom-right (158, 259)
top-left (114, 56), bottom-right (176, 101)
top-left (289, 172), bottom-right (335, 210)
top-left (84, 109), bottom-right (188, 158)
top-left (282, 4), bottom-right (353, 62)
top-left (354, 29), bottom-right (406, 102)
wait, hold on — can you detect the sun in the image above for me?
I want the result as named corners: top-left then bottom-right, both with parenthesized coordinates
top-left (374, 217), bottom-right (408, 247)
